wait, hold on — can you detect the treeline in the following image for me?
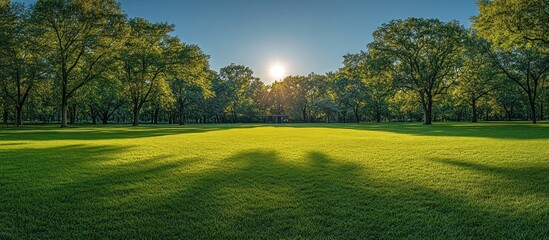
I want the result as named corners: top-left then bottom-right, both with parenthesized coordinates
top-left (0, 0), bottom-right (547, 127)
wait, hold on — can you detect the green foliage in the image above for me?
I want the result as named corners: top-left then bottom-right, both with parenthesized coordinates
top-left (369, 18), bottom-right (467, 124)
top-left (169, 44), bottom-right (212, 121)
top-left (0, 2), bottom-right (47, 126)
top-left (473, 0), bottom-right (549, 48)
top-left (453, 31), bottom-right (502, 122)
top-left (488, 46), bottom-right (549, 123)
top-left (218, 64), bottom-right (260, 122)
top-left (119, 18), bottom-right (184, 126)
top-left (31, 0), bottom-right (126, 127)
top-left (1, 0), bottom-right (548, 126)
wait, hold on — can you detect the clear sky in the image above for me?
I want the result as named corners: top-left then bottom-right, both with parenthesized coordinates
top-left (16, 0), bottom-right (479, 84)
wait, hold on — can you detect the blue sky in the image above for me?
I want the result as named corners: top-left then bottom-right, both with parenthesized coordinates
top-left (17, 0), bottom-right (479, 83)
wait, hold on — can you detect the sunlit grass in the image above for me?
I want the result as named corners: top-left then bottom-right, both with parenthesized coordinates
top-left (1, 122), bottom-right (548, 239)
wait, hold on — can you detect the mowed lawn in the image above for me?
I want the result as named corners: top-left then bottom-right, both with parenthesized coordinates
top-left (0, 123), bottom-right (548, 239)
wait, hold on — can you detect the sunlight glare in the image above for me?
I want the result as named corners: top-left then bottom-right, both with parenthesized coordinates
top-left (270, 64), bottom-right (286, 79)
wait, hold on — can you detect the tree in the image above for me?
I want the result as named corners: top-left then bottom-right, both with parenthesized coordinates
top-left (83, 73), bottom-right (125, 124)
top-left (368, 18), bottom-right (466, 125)
top-left (246, 77), bottom-right (268, 119)
top-left (32, 0), bottom-right (125, 127)
top-left (329, 76), bottom-right (364, 123)
top-left (120, 18), bottom-right (183, 126)
top-left (335, 54), bottom-right (368, 123)
top-left (336, 52), bottom-right (394, 123)
top-left (281, 75), bottom-right (312, 122)
top-left (218, 64), bottom-right (258, 122)
top-left (487, 47), bottom-right (549, 123)
top-left (454, 32), bottom-right (501, 122)
top-left (170, 45), bottom-right (212, 125)
top-left (0, 2), bottom-right (45, 126)
top-left (265, 80), bottom-right (289, 123)
top-left (389, 90), bottom-right (422, 122)
top-left (474, 0), bottom-right (549, 124)
top-left (474, 0), bottom-right (549, 48)
top-left (493, 83), bottom-right (524, 121)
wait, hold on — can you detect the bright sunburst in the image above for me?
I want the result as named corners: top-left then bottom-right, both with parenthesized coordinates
top-left (270, 64), bottom-right (286, 80)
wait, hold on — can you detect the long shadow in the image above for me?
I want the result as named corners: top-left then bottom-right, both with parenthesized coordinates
top-left (2, 147), bottom-right (548, 239)
top-left (264, 121), bottom-right (549, 140)
top-left (1, 122), bottom-right (547, 142)
top-left (144, 150), bottom-right (548, 239)
top-left (0, 144), bottom-right (202, 239)
top-left (0, 124), bottom-right (263, 141)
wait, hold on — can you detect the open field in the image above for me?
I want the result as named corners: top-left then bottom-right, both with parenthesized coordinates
top-left (1, 122), bottom-right (548, 239)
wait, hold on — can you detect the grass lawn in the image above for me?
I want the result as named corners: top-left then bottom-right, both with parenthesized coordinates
top-left (0, 122), bottom-right (548, 239)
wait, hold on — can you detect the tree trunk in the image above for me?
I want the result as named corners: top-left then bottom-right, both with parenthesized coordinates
top-left (420, 93), bottom-right (433, 125)
top-left (15, 105), bottom-right (23, 127)
top-left (179, 98), bottom-right (185, 125)
top-left (153, 108), bottom-right (159, 124)
top-left (101, 114), bottom-right (109, 124)
top-left (424, 103), bottom-right (432, 125)
top-left (471, 98), bottom-right (478, 123)
top-left (353, 106), bottom-right (360, 123)
top-left (132, 105), bottom-right (140, 127)
top-left (61, 96), bottom-right (68, 128)
top-left (90, 107), bottom-right (97, 125)
top-left (529, 99), bottom-right (537, 124)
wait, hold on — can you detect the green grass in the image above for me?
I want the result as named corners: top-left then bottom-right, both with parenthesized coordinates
top-left (1, 122), bottom-right (548, 239)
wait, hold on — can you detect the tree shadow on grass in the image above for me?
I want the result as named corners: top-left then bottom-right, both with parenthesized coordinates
top-left (124, 150), bottom-right (549, 238)
top-left (1, 122), bottom-right (546, 142)
top-left (0, 144), bottom-right (202, 239)
top-left (2, 148), bottom-right (548, 239)
top-left (275, 122), bottom-right (549, 140)
top-left (0, 126), bottom-right (227, 141)
top-left (0, 124), bottom-right (272, 141)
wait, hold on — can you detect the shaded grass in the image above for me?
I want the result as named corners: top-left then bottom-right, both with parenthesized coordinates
top-left (0, 122), bottom-right (548, 239)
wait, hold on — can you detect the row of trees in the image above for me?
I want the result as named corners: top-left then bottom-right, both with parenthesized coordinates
top-left (1, 0), bottom-right (547, 127)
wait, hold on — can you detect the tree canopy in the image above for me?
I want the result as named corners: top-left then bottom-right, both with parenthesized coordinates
top-left (0, 0), bottom-right (547, 126)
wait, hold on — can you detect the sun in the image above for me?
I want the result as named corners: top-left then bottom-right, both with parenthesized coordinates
top-left (270, 64), bottom-right (286, 79)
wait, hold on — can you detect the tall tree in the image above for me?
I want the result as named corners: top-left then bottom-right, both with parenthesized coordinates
top-left (341, 52), bottom-right (394, 123)
top-left (0, 2), bottom-right (45, 126)
top-left (368, 18), bottom-right (466, 124)
top-left (120, 18), bottom-right (183, 126)
top-left (170, 45), bottom-right (212, 125)
top-left (218, 64), bottom-right (258, 122)
top-left (336, 54), bottom-right (368, 123)
top-left (32, 0), bottom-right (125, 127)
top-left (455, 32), bottom-right (501, 122)
top-left (282, 75), bottom-right (311, 122)
top-left (487, 47), bottom-right (549, 123)
top-left (265, 81), bottom-right (289, 123)
top-left (474, 0), bottom-right (549, 124)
